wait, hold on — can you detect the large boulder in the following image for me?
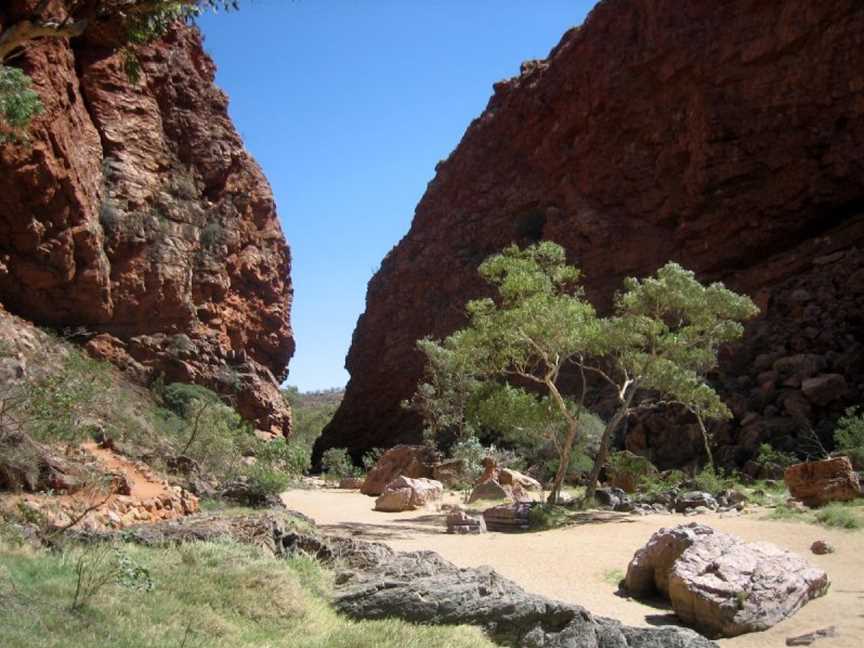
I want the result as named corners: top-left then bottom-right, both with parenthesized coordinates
top-left (784, 457), bottom-right (861, 507)
top-left (360, 445), bottom-right (436, 496)
top-left (499, 467), bottom-right (542, 492)
top-left (468, 479), bottom-right (513, 504)
top-left (335, 549), bottom-right (716, 648)
top-left (625, 523), bottom-right (829, 637)
top-left (374, 476), bottom-right (443, 512)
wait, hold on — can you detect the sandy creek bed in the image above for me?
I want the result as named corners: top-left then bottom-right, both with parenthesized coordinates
top-left (283, 488), bottom-right (863, 648)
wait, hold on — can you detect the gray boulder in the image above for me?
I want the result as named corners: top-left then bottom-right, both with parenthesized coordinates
top-left (335, 550), bottom-right (717, 648)
top-left (673, 491), bottom-right (718, 513)
top-left (625, 523), bottom-right (829, 637)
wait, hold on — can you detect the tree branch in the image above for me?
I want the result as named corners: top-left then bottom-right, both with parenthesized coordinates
top-left (0, 18), bottom-right (88, 63)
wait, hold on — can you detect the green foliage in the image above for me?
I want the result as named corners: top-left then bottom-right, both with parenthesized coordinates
top-left (161, 382), bottom-right (222, 417)
top-left (815, 503), bottom-right (862, 530)
top-left (601, 569), bottom-right (625, 586)
top-left (447, 436), bottom-right (524, 482)
top-left (282, 386), bottom-right (342, 462)
top-left (765, 500), bottom-right (863, 531)
top-left (23, 349), bottom-right (112, 444)
top-left (0, 538), bottom-right (494, 648)
top-left (756, 443), bottom-right (798, 468)
top-left (407, 242), bottom-right (758, 503)
top-left (70, 545), bottom-right (153, 611)
top-left (611, 262), bottom-right (759, 421)
top-left (320, 447), bottom-right (359, 480)
top-left (403, 336), bottom-right (482, 442)
top-left (241, 464), bottom-right (292, 502)
top-left (835, 406), bottom-right (864, 465)
top-left (527, 504), bottom-right (575, 530)
top-left (639, 469), bottom-right (686, 497)
top-left (692, 466), bottom-right (727, 495)
top-left (0, 65), bottom-right (43, 142)
top-left (361, 448), bottom-right (384, 471)
top-left (254, 438), bottom-right (310, 477)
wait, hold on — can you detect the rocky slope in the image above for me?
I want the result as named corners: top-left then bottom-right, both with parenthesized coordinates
top-left (0, 1), bottom-right (293, 435)
top-left (318, 0), bottom-right (864, 466)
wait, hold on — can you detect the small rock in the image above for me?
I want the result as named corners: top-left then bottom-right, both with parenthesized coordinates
top-left (809, 540), bottom-right (834, 555)
top-left (446, 508), bottom-right (486, 534)
top-left (674, 491), bottom-right (718, 513)
top-left (786, 625), bottom-right (837, 646)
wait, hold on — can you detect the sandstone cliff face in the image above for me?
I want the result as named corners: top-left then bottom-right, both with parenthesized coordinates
top-left (0, 2), bottom-right (293, 435)
top-left (318, 0), bottom-right (864, 466)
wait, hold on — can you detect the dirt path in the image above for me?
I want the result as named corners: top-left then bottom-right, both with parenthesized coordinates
top-left (283, 488), bottom-right (863, 648)
top-left (82, 443), bottom-right (168, 500)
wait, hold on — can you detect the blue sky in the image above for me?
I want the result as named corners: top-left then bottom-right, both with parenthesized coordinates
top-left (198, 1), bottom-right (595, 392)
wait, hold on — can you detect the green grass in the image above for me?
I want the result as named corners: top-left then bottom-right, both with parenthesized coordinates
top-left (527, 504), bottom-right (579, 530)
top-left (764, 500), bottom-right (864, 530)
top-left (814, 503), bottom-right (862, 530)
top-left (0, 538), bottom-right (495, 648)
top-left (600, 569), bottom-right (624, 586)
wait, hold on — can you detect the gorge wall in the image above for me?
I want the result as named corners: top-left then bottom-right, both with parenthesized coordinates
top-left (0, 1), bottom-right (294, 435)
top-left (317, 0), bottom-right (864, 468)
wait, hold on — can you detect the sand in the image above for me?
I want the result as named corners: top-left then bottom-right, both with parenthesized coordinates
top-left (282, 487), bottom-right (864, 648)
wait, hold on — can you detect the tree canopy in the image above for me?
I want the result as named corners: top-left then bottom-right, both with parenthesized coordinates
top-left (408, 242), bottom-right (759, 504)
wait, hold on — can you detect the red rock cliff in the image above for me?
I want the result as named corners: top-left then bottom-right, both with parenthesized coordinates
top-left (317, 0), bottom-right (864, 466)
top-left (0, 1), bottom-right (294, 435)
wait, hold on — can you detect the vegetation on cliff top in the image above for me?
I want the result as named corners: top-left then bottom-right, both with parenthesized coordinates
top-left (0, 1), bottom-right (241, 140)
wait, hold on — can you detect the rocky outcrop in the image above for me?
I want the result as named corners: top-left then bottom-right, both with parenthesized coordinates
top-left (318, 0), bottom-right (864, 466)
top-left (625, 524), bottom-right (830, 637)
top-left (373, 475), bottom-right (443, 512)
top-left (0, 2), bottom-right (293, 436)
top-left (784, 457), bottom-right (862, 507)
top-left (335, 549), bottom-right (717, 648)
top-left (360, 445), bottom-right (437, 496)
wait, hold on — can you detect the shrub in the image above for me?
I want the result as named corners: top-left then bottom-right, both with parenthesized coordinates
top-left (527, 504), bottom-right (574, 530)
top-left (834, 407), bottom-right (864, 467)
top-left (255, 438), bottom-right (310, 477)
top-left (321, 447), bottom-right (359, 479)
top-left (756, 443), bottom-right (798, 468)
top-left (241, 464), bottom-right (293, 503)
top-left (692, 465), bottom-right (727, 494)
top-left (448, 436), bottom-right (526, 482)
top-left (814, 503), bottom-right (862, 530)
top-left (23, 349), bottom-right (112, 444)
top-left (361, 447), bottom-right (384, 471)
top-left (0, 65), bottom-right (43, 142)
top-left (161, 382), bottom-right (222, 417)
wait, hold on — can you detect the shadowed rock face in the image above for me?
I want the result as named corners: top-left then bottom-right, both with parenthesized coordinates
top-left (318, 0), bottom-right (864, 464)
top-left (0, 2), bottom-right (293, 435)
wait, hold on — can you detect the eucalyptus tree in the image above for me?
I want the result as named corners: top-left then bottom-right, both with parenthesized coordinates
top-left (407, 242), bottom-right (758, 505)
top-left (579, 262), bottom-right (759, 502)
